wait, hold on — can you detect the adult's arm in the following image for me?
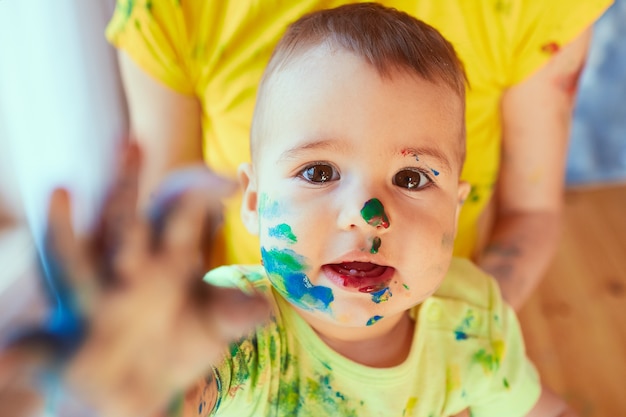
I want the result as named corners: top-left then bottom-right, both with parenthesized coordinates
top-left (117, 50), bottom-right (204, 206)
top-left (477, 28), bottom-right (593, 311)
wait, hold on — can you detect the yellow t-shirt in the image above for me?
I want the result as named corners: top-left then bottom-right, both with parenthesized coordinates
top-left (202, 258), bottom-right (540, 416)
top-left (106, 0), bottom-right (611, 265)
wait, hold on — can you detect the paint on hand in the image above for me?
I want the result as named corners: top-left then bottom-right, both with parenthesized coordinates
top-left (370, 237), bottom-right (381, 254)
top-left (261, 247), bottom-right (334, 312)
top-left (360, 198), bottom-right (389, 228)
top-left (370, 287), bottom-right (392, 303)
top-left (366, 315), bottom-right (383, 326)
top-left (268, 223), bottom-right (297, 244)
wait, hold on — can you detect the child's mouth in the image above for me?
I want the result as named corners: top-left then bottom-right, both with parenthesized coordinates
top-left (322, 262), bottom-right (394, 293)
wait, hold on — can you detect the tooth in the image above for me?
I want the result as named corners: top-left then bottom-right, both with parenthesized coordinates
top-left (350, 269), bottom-right (357, 275)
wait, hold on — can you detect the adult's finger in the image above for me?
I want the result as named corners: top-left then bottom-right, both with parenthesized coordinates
top-left (0, 347), bottom-right (45, 417)
top-left (192, 282), bottom-right (271, 344)
top-left (91, 142), bottom-right (142, 283)
top-left (28, 189), bottom-right (91, 358)
top-left (147, 167), bottom-right (236, 260)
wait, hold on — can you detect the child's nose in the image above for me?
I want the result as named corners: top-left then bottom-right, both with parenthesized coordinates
top-left (337, 196), bottom-right (391, 232)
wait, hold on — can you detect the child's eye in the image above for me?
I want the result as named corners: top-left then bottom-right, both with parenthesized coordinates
top-left (299, 163), bottom-right (339, 183)
top-left (393, 169), bottom-right (432, 190)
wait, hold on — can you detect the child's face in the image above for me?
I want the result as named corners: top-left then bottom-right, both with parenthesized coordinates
top-left (240, 46), bottom-right (469, 328)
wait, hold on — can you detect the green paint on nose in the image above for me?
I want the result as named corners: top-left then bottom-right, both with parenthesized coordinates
top-left (360, 198), bottom-right (389, 228)
top-left (370, 237), bottom-right (381, 254)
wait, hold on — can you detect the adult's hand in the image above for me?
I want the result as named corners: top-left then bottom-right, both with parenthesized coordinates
top-left (0, 144), bottom-right (270, 417)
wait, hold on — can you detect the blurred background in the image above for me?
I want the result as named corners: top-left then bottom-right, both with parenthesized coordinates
top-left (0, 1), bottom-right (624, 416)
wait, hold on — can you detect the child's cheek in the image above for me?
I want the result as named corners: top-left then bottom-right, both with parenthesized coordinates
top-left (261, 246), bottom-right (335, 313)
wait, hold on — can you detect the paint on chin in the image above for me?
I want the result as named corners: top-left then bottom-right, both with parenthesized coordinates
top-left (366, 315), bottom-right (383, 326)
top-left (360, 198), bottom-right (390, 228)
top-left (261, 247), bottom-right (334, 312)
top-left (371, 287), bottom-right (392, 303)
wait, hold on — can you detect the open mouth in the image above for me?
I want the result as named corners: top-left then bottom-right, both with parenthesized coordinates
top-left (322, 262), bottom-right (394, 293)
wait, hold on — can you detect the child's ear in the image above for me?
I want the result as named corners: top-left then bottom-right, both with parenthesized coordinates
top-left (238, 162), bottom-right (260, 235)
top-left (454, 181), bottom-right (471, 232)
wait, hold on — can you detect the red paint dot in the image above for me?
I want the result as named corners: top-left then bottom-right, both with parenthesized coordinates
top-left (541, 42), bottom-right (560, 55)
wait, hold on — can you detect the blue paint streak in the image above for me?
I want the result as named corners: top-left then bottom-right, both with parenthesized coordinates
top-left (366, 315), bottom-right (383, 326)
top-left (370, 287), bottom-right (392, 303)
top-left (259, 194), bottom-right (282, 219)
top-left (454, 330), bottom-right (469, 340)
top-left (268, 223), bottom-right (297, 243)
top-left (261, 247), bottom-right (334, 312)
top-left (430, 168), bottom-right (440, 176)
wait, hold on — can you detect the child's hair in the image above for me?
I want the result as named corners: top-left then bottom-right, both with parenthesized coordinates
top-left (251, 2), bottom-right (467, 162)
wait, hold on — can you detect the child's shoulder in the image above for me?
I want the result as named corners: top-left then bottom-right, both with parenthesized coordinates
top-left (203, 264), bottom-right (272, 294)
top-left (417, 258), bottom-right (508, 341)
top-left (433, 257), bottom-right (503, 310)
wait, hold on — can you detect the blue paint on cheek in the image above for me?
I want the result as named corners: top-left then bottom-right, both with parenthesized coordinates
top-left (268, 223), bottom-right (297, 243)
top-left (259, 193), bottom-right (282, 219)
top-left (261, 247), bottom-right (334, 312)
top-left (370, 287), bottom-right (392, 303)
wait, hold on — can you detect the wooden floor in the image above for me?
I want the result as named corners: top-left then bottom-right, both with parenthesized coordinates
top-left (517, 183), bottom-right (626, 417)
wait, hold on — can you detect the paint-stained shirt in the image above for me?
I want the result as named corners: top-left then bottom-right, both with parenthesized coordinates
top-left (106, 0), bottom-right (612, 265)
top-left (201, 258), bottom-right (540, 417)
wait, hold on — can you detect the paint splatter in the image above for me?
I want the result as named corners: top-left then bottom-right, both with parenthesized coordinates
top-left (446, 364), bottom-right (462, 393)
top-left (371, 287), bottom-right (392, 303)
top-left (541, 41), bottom-right (560, 54)
top-left (402, 283), bottom-right (410, 290)
top-left (472, 348), bottom-right (499, 374)
top-left (472, 340), bottom-right (505, 375)
top-left (259, 193), bottom-right (282, 219)
top-left (360, 198), bottom-right (390, 228)
top-left (366, 315), bottom-right (383, 326)
top-left (454, 309), bottom-right (475, 340)
top-left (403, 397), bottom-right (418, 416)
top-left (454, 331), bottom-right (469, 340)
top-left (261, 247), bottom-right (334, 312)
top-left (272, 372), bottom-right (360, 416)
top-left (503, 378), bottom-right (510, 389)
top-left (430, 168), bottom-right (439, 176)
top-left (268, 223), bottom-right (297, 243)
top-left (401, 149), bottom-right (420, 162)
top-left (370, 236), bottom-right (381, 254)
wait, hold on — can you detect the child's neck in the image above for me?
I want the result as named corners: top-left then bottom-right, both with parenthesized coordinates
top-left (300, 310), bottom-right (415, 368)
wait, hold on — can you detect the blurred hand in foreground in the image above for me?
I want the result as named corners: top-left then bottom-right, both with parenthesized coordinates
top-left (0, 143), bottom-right (270, 417)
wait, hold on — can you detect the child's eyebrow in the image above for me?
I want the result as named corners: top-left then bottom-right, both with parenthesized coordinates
top-left (278, 139), bottom-right (349, 161)
top-left (399, 146), bottom-right (452, 174)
